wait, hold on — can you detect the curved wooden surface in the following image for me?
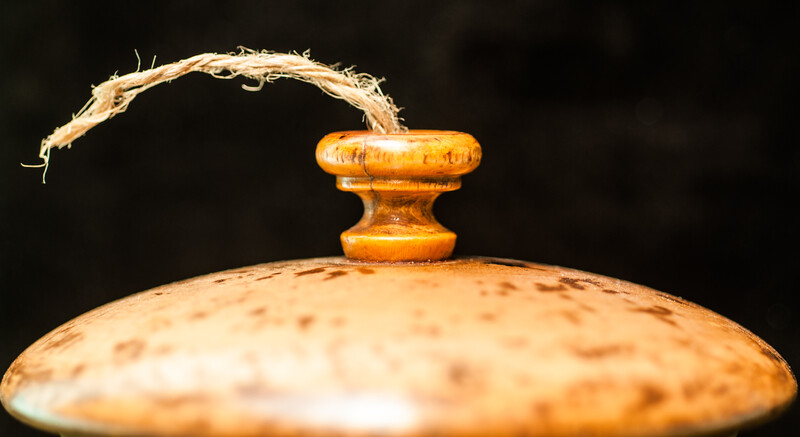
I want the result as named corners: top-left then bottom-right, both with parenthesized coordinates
top-left (2, 257), bottom-right (795, 437)
top-left (316, 130), bottom-right (481, 178)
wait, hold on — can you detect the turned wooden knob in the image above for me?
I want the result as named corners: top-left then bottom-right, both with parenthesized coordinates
top-left (317, 130), bottom-right (481, 262)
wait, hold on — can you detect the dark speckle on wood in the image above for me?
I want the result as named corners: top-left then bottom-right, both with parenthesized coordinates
top-left (634, 305), bottom-right (672, 316)
top-left (70, 364), bottom-right (86, 377)
top-left (114, 339), bottom-right (146, 361)
top-left (532, 402), bottom-right (552, 418)
top-left (480, 258), bottom-right (547, 271)
top-left (499, 281), bottom-right (517, 290)
top-left (646, 305), bottom-right (672, 315)
top-left (537, 282), bottom-right (567, 292)
top-left (45, 331), bottom-right (83, 351)
top-left (560, 277), bottom-right (604, 290)
top-left (634, 384), bottom-right (667, 410)
top-left (448, 363), bottom-right (470, 386)
top-left (561, 311), bottom-right (582, 325)
top-left (295, 267), bottom-right (327, 277)
top-left (248, 307), bottom-right (267, 316)
top-left (559, 278), bottom-right (585, 290)
top-left (297, 315), bottom-right (315, 330)
top-left (712, 383), bottom-right (730, 395)
top-left (682, 380), bottom-right (707, 400)
top-left (324, 270), bottom-right (348, 280)
top-left (190, 311), bottom-right (208, 320)
top-left (357, 267), bottom-right (375, 274)
top-left (760, 345), bottom-right (786, 366)
top-left (572, 345), bottom-right (630, 359)
top-left (632, 306), bottom-right (677, 326)
top-left (484, 259), bottom-right (529, 268)
top-left (655, 292), bottom-right (692, 306)
top-left (479, 313), bottom-right (496, 322)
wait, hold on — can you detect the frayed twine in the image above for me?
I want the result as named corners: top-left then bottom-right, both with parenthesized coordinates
top-left (25, 48), bottom-right (407, 183)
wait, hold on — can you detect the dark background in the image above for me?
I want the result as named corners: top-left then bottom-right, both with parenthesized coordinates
top-left (2, 1), bottom-right (798, 435)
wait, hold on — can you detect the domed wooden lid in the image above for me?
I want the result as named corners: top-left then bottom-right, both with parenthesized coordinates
top-left (2, 131), bottom-right (795, 436)
top-left (1, 257), bottom-right (795, 437)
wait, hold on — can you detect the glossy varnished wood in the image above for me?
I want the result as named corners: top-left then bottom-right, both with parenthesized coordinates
top-left (317, 131), bottom-right (481, 261)
top-left (3, 129), bottom-right (795, 437)
top-left (2, 258), bottom-right (795, 437)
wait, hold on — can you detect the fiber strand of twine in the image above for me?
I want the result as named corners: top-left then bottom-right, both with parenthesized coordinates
top-left (26, 48), bottom-right (407, 183)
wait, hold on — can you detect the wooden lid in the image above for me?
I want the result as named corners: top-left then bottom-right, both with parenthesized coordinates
top-left (2, 257), bottom-right (795, 437)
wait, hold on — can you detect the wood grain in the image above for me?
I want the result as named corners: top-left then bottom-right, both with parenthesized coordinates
top-left (317, 130), bottom-right (481, 261)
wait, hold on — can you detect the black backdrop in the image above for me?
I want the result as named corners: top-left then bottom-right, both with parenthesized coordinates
top-left (2, 1), bottom-right (798, 435)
